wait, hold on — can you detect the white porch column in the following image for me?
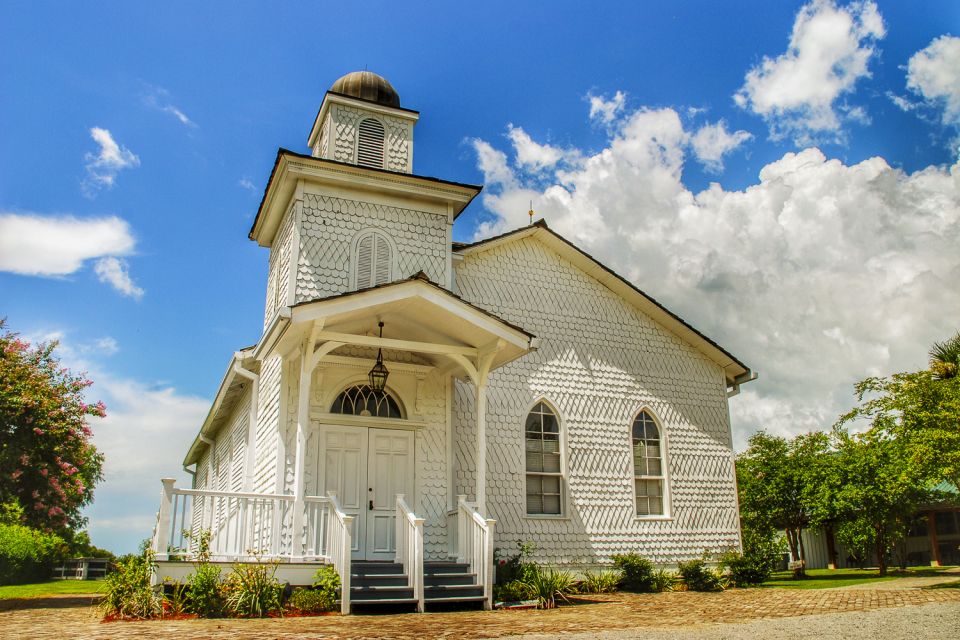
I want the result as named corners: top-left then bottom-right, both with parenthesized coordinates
top-left (474, 348), bottom-right (498, 516)
top-left (291, 331), bottom-right (316, 558)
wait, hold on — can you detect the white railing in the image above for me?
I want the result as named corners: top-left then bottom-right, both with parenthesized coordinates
top-left (326, 492), bottom-right (353, 615)
top-left (395, 494), bottom-right (425, 612)
top-left (456, 494), bottom-right (496, 610)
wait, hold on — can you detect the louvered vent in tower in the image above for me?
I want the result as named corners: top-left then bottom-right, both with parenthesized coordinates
top-left (355, 231), bottom-right (393, 289)
top-left (357, 118), bottom-right (385, 168)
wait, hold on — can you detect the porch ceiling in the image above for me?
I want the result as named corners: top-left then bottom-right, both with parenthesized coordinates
top-left (277, 274), bottom-right (538, 377)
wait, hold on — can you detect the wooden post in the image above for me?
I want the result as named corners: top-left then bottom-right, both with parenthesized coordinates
top-left (456, 495), bottom-right (467, 563)
top-left (929, 511), bottom-right (942, 567)
top-left (341, 514), bottom-right (353, 616)
top-left (483, 518), bottom-right (496, 611)
top-left (155, 478), bottom-right (176, 560)
top-left (291, 335), bottom-right (315, 559)
top-left (476, 380), bottom-right (488, 515)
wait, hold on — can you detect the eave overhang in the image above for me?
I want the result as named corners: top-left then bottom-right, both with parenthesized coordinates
top-left (248, 150), bottom-right (482, 247)
top-left (456, 221), bottom-right (754, 389)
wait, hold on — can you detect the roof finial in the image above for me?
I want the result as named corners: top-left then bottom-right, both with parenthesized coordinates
top-left (528, 200), bottom-right (534, 225)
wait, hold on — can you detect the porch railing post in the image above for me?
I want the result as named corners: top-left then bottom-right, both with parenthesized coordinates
top-left (341, 514), bottom-right (353, 615)
top-left (154, 478), bottom-right (176, 560)
top-left (483, 517), bottom-right (496, 610)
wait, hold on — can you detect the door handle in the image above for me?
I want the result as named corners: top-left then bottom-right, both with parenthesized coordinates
top-left (369, 500), bottom-right (374, 511)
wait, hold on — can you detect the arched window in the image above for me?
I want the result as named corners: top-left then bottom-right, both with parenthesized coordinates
top-left (354, 231), bottom-right (393, 289)
top-left (632, 410), bottom-right (665, 516)
top-left (525, 401), bottom-right (563, 515)
top-left (330, 384), bottom-right (402, 418)
top-left (357, 118), bottom-right (385, 169)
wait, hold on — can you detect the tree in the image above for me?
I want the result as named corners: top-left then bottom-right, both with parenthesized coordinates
top-left (0, 321), bottom-right (105, 533)
top-left (826, 428), bottom-right (932, 576)
top-left (929, 330), bottom-right (960, 380)
top-left (735, 430), bottom-right (831, 576)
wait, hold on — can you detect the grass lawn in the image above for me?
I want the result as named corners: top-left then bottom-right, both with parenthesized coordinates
top-left (762, 566), bottom-right (958, 589)
top-left (0, 579), bottom-right (105, 599)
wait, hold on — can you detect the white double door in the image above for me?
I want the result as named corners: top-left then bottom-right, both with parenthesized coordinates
top-left (310, 426), bottom-right (415, 561)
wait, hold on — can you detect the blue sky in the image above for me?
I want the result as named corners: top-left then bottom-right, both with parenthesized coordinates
top-left (2, 1), bottom-right (958, 553)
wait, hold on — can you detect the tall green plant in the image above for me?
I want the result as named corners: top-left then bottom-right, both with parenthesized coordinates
top-left (185, 530), bottom-right (225, 617)
top-left (524, 567), bottom-right (574, 609)
top-left (100, 551), bottom-right (162, 619)
top-left (612, 553), bottom-right (655, 592)
top-left (225, 559), bottom-right (283, 618)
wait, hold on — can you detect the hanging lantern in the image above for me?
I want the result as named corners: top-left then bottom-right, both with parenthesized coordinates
top-left (368, 321), bottom-right (389, 392)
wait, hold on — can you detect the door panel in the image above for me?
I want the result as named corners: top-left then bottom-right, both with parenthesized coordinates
top-left (365, 429), bottom-right (416, 560)
top-left (315, 426), bottom-right (368, 558)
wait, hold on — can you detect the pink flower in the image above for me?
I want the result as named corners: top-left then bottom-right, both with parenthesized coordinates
top-left (31, 490), bottom-right (40, 499)
top-left (19, 455), bottom-right (29, 466)
top-left (33, 427), bottom-right (44, 435)
top-left (39, 468), bottom-right (48, 477)
top-left (33, 502), bottom-right (44, 511)
top-left (11, 470), bottom-right (22, 480)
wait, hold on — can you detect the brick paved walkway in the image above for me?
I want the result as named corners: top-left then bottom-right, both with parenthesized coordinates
top-left (2, 588), bottom-right (960, 640)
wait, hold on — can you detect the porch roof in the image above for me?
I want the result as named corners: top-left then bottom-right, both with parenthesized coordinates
top-left (267, 272), bottom-right (539, 379)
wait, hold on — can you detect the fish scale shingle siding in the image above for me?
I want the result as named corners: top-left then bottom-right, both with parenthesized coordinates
top-left (453, 236), bottom-right (740, 567)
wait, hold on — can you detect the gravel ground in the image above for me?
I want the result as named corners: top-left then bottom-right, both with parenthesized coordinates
top-left (501, 601), bottom-right (960, 640)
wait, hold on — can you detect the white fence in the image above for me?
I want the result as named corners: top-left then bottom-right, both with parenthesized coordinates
top-left (454, 494), bottom-right (495, 610)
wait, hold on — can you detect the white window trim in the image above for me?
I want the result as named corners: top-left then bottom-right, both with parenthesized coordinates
top-left (350, 228), bottom-right (397, 291)
top-left (523, 397), bottom-right (568, 518)
top-left (630, 406), bottom-right (672, 520)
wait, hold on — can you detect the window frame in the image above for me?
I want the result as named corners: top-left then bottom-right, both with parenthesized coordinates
top-left (523, 398), bottom-right (567, 518)
top-left (629, 407), bottom-right (671, 520)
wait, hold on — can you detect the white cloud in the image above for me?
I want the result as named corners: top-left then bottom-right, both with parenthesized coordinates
top-left (143, 85), bottom-right (197, 128)
top-left (94, 256), bottom-right (144, 299)
top-left (905, 35), bottom-right (960, 127)
top-left (238, 177), bottom-right (257, 191)
top-left (94, 337), bottom-right (120, 355)
top-left (507, 125), bottom-right (571, 171)
top-left (83, 127), bottom-right (140, 193)
top-left (734, 0), bottom-right (885, 144)
top-left (472, 101), bottom-right (960, 451)
top-left (20, 330), bottom-right (209, 553)
top-left (588, 91), bottom-right (626, 125)
top-left (690, 121), bottom-right (754, 172)
top-left (470, 138), bottom-right (517, 188)
top-left (0, 212), bottom-right (135, 276)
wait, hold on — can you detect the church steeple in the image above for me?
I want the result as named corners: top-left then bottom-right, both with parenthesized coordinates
top-left (307, 71), bottom-right (419, 173)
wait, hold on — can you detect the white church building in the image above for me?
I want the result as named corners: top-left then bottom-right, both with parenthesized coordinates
top-left (150, 71), bottom-right (755, 613)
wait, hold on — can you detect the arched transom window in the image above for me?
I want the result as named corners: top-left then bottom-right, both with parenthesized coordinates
top-left (357, 118), bottom-right (385, 169)
top-left (632, 410), bottom-right (665, 516)
top-left (525, 401), bottom-right (563, 515)
top-left (330, 385), bottom-right (402, 418)
top-left (354, 231), bottom-right (393, 289)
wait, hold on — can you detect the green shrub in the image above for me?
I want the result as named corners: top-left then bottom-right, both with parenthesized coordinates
top-left (651, 568), bottom-right (679, 592)
top-left (288, 587), bottom-right (334, 613)
top-left (162, 580), bottom-right (189, 616)
top-left (187, 562), bottom-right (225, 617)
top-left (100, 552), bottom-right (162, 619)
top-left (577, 569), bottom-right (621, 593)
top-left (677, 558), bottom-right (726, 592)
top-left (720, 549), bottom-right (777, 587)
top-left (612, 553), bottom-right (655, 592)
top-left (494, 579), bottom-right (533, 602)
top-left (524, 567), bottom-right (575, 609)
top-left (495, 541), bottom-right (537, 584)
top-left (308, 565), bottom-right (340, 611)
top-left (0, 522), bottom-right (67, 584)
top-left (224, 560), bottom-right (283, 618)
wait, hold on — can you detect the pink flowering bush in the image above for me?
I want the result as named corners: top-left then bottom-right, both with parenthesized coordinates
top-left (0, 320), bottom-right (104, 533)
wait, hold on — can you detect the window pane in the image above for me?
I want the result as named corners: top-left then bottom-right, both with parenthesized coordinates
top-left (541, 413), bottom-right (558, 434)
top-left (526, 475), bottom-right (540, 493)
top-left (527, 494), bottom-right (543, 514)
top-left (635, 479), bottom-right (647, 497)
top-left (525, 414), bottom-right (541, 432)
top-left (542, 453), bottom-right (561, 473)
top-left (542, 495), bottom-right (561, 514)
top-left (542, 438), bottom-right (559, 452)
top-left (636, 497), bottom-right (649, 515)
top-left (543, 475), bottom-right (560, 494)
top-left (647, 459), bottom-right (662, 475)
top-left (526, 451), bottom-right (543, 472)
top-left (649, 497), bottom-right (663, 514)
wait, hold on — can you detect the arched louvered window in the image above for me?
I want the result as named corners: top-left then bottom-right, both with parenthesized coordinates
top-left (354, 231), bottom-right (393, 289)
top-left (525, 401), bottom-right (563, 515)
top-left (632, 410), bottom-right (665, 516)
top-left (357, 118), bottom-right (385, 169)
top-left (330, 384), bottom-right (402, 418)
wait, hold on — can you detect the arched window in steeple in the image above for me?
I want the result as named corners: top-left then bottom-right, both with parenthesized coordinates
top-left (357, 118), bottom-right (385, 169)
top-left (353, 230), bottom-right (393, 289)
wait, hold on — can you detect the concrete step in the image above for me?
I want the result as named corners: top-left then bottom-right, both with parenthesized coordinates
top-left (423, 571), bottom-right (477, 586)
top-left (424, 584), bottom-right (484, 600)
top-left (424, 561), bottom-right (472, 575)
top-left (351, 573), bottom-right (410, 587)
top-left (352, 561), bottom-right (404, 575)
top-left (350, 584), bottom-right (415, 602)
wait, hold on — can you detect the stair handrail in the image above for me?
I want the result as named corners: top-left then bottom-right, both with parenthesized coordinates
top-left (395, 494), bottom-right (425, 612)
top-left (327, 491), bottom-right (353, 615)
top-left (456, 495), bottom-right (496, 610)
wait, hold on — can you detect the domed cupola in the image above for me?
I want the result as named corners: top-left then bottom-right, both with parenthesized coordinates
top-left (329, 71), bottom-right (401, 109)
top-left (308, 70), bottom-right (419, 173)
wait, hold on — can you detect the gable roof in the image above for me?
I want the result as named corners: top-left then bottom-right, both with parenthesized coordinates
top-left (455, 220), bottom-right (755, 389)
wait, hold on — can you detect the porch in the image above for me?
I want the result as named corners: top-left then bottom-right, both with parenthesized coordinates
top-left (151, 482), bottom-right (495, 613)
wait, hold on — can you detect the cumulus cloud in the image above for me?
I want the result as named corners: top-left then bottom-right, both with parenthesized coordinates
top-left (0, 212), bottom-right (135, 275)
top-left (471, 100), bottom-right (960, 449)
top-left (905, 35), bottom-right (960, 128)
top-left (588, 90), bottom-right (627, 125)
top-left (690, 121), bottom-right (754, 172)
top-left (22, 330), bottom-right (209, 553)
top-left (142, 85), bottom-right (197, 127)
top-left (734, 0), bottom-right (885, 144)
top-left (94, 257), bottom-right (144, 299)
top-left (83, 127), bottom-right (140, 193)
top-left (507, 125), bottom-right (572, 171)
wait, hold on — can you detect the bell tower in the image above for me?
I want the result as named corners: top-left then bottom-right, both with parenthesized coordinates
top-left (307, 70), bottom-right (418, 173)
